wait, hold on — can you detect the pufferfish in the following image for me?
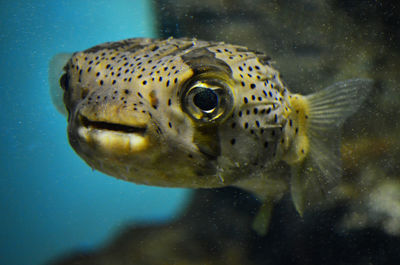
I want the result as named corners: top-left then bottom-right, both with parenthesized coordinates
top-left (49, 37), bottom-right (372, 233)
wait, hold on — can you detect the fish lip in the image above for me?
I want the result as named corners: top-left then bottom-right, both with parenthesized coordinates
top-left (74, 114), bottom-right (150, 153)
top-left (78, 114), bottom-right (147, 134)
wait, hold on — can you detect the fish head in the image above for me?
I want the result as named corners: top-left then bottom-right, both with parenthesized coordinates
top-left (50, 38), bottom-right (287, 188)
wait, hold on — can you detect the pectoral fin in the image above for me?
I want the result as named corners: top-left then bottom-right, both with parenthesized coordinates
top-left (290, 79), bottom-right (373, 214)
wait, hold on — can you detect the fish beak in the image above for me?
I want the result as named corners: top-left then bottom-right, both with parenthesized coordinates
top-left (76, 114), bottom-right (149, 153)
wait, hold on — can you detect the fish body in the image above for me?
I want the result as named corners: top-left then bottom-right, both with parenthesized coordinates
top-left (49, 37), bottom-right (371, 220)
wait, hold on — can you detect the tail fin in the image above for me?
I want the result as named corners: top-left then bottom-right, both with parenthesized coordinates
top-left (291, 79), bottom-right (373, 215)
top-left (49, 53), bottom-right (72, 117)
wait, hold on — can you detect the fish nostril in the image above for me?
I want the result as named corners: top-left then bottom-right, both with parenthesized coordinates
top-left (59, 73), bottom-right (69, 91)
top-left (81, 87), bottom-right (89, 99)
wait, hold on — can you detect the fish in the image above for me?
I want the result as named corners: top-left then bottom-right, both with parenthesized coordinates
top-left (49, 37), bottom-right (372, 233)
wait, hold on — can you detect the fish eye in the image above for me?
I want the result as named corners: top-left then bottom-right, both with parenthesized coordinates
top-left (59, 73), bottom-right (69, 91)
top-left (182, 78), bottom-right (234, 122)
top-left (193, 87), bottom-right (218, 111)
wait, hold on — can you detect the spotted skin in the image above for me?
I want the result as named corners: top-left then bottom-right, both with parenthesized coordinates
top-left (51, 37), bottom-right (372, 217)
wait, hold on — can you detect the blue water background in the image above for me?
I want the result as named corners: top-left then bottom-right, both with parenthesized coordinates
top-left (0, 1), bottom-right (189, 264)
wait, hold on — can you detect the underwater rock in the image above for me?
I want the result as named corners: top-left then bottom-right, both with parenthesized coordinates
top-left (51, 188), bottom-right (400, 265)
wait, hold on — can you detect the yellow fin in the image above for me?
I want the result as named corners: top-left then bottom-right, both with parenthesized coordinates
top-left (252, 199), bottom-right (273, 235)
top-left (291, 156), bottom-right (326, 215)
top-left (290, 79), bottom-right (373, 214)
top-left (48, 53), bottom-right (72, 117)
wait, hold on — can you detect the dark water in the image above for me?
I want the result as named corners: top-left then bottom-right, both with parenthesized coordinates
top-left (0, 1), bottom-right (188, 265)
top-left (152, 1), bottom-right (400, 264)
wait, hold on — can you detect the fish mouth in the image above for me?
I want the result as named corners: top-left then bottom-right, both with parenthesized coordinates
top-left (80, 115), bottom-right (147, 134)
top-left (76, 114), bottom-right (149, 153)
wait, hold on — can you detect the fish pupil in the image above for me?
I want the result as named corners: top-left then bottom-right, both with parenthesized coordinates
top-left (193, 88), bottom-right (218, 111)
